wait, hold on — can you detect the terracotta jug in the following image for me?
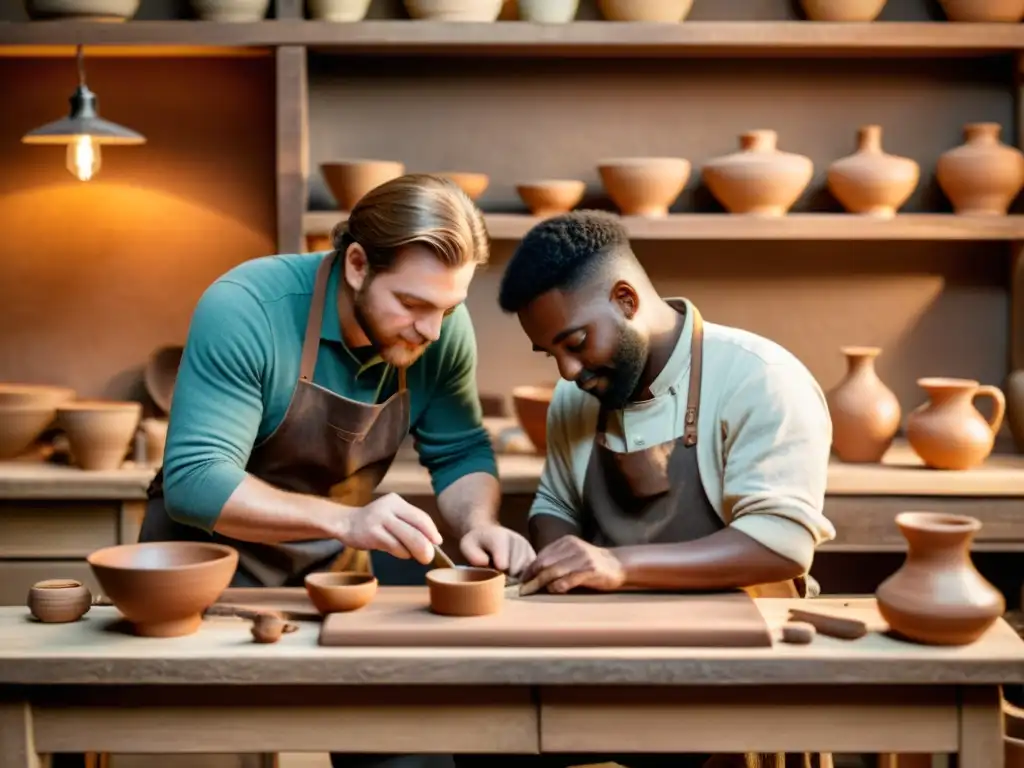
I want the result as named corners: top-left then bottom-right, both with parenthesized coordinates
top-left (827, 125), bottom-right (919, 218)
top-left (702, 130), bottom-right (813, 217)
top-left (1007, 369), bottom-right (1024, 453)
top-left (936, 123), bottom-right (1024, 215)
top-left (905, 378), bottom-right (1005, 470)
top-left (875, 512), bottom-right (1004, 646)
top-left (826, 346), bottom-right (901, 463)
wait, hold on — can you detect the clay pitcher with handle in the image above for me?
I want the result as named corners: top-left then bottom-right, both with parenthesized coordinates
top-left (825, 345), bottom-right (901, 463)
top-left (905, 378), bottom-right (1005, 470)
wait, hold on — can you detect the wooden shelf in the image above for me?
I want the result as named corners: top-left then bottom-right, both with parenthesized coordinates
top-left (303, 211), bottom-right (1024, 242)
top-left (3, 21), bottom-right (1024, 58)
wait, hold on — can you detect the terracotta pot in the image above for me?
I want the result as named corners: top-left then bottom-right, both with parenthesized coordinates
top-left (27, 579), bottom-right (92, 624)
top-left (936, 123), bottom-right (1024, 216)
top-left (0, 406), bottom-right (60, 460)
top-left (427, 567), bottom-right (505, 616)
top-left (938, 0), bottom-right (1024, 20)
top-left (875, 512), bottom-right (1004, 646)
top-left (702, 130), bottom-right (813, 217)
top-left (321, 160), bottom-right (405, 212)
top-left (305, 572), bottom-right (378, 613)
top-left (57, 400), bottom-right (142, 471)
top-left (516, 180), bottom-right (586, 217)
top-left (1006, 699), bottom-right (1024, 768)
top-left (87, 542), bottom-right (239, 637)
top-left (825, 346), bottom-right (901, 463)
top-left (24, 0), bottom-right (139, 20)
top-left (307, 0), bottom-right (371, 20)
top-left (404, 0), bottom-right (504, 20)
top-left (799, 0), bottom-right (887, 19)
top-left (597, 0), bottom-right (693, 21)
top-left (436, 171), bottom-right (489, 201)
top-left (1007, 369), bottom-right (1024, 453)
top-left (517, 0), bottom-right (578, 22)
top-left (0, 383), bottom-right (75, 407)
top-left (190, 0), bottom-right (270, 20)
top-left (906, 378), bottom-right (1005, 470)
top-left (827, 125), bottom-right (919, 218)
top-left (512, 385), bottom-right (554, 453)
top-left (597, 157), bottom-right (690, 217)
top-left (144, 345), bottom-right (183, 414)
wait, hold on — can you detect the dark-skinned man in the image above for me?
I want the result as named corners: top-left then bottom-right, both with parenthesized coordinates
top-left (457, 210), bottom-right (837, 768)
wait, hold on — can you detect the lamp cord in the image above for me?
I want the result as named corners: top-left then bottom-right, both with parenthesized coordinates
top-left (76, 44), bottom-right (86, 87)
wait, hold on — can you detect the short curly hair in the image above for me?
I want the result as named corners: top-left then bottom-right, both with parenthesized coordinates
top-left (498, 210), bottom-right (633, 313)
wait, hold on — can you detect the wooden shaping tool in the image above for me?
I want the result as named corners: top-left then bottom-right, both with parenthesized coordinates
top-left (787, 608), bottom-right (868, 640)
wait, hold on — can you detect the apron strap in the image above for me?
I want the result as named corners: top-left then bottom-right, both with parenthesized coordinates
top-left (683, 304), bottom-right (703, 447)
top-left (300, 251), bottom-right (338, 382)
top-left (397, 366), bottom-right (407, 392)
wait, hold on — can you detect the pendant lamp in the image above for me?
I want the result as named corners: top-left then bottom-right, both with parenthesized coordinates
top-left (22, 44), bottom-right (146, 182)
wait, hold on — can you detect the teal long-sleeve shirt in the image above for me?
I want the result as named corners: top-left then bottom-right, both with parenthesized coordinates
top-left (162, 252), bottom-right (498, 531)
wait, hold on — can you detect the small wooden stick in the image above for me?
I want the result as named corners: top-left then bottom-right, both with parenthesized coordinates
top-left (788, 608), bottom-right (868, 640)
top-left (518, 576), bottom-right (543, 597)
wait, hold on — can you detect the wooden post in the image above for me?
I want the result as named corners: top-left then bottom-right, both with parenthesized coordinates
top-left (274, 0), bottom-right (302, 19)
top-left (275, 46), bottom-right (308, 255)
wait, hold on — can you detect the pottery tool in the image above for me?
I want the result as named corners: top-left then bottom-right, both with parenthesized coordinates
top-left (431, 544), bottom-right (457, 570)
top-left (517, 576), bottom-right (543, 597)
top-left (781, 621), bottom-right (816, 645)
top-left (787, 608), bottom-right (868, 640)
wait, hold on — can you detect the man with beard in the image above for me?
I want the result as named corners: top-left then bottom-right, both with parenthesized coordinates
top-left (502, 209), bottom-right (836, 603)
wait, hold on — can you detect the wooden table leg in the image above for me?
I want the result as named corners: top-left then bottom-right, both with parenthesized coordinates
top-left (959, 686), bottom-right (1004, 768)
top-left (0, 702), bottom-right (45, 768)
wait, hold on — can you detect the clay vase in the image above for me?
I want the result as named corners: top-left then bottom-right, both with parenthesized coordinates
top-left (597, 0), bottom-right (693, 21)
top-left (702, 130), bottom-right (813, 217)
top-left (827, 125), bottom-right (919, 218)
top-left (1006, 369), bottom-right (1024, 453)
top-left (825, 346), bottom-right (901, 463)
top-left (516, 180), bottom-right (586, 217)
top-left (936, 123), bottom-right (1024, 216)
top-left (57, 400), bottom-right (142, 471)
top-left (905, 378), bottom-right (1005, 470)
top-left (190, 0), bottom-right (270, 20)
top-left (938, 0), bottom-right (1024, 21)
top-left (799, 0), bottom-right (887, 20)
top-left (597, 157), bottom-right (691, 217)
top-left (875, 512), bottom-right (1004, 646)
top-left (307, 0), bottom-right (372, 20)
top-left (24, 0), bottom-right (139, 20)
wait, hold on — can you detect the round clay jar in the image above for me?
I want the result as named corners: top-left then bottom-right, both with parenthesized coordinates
top-left (27, 579), bottom-right (92, 623)
top-left (427, 567), bottom-right (505, 616)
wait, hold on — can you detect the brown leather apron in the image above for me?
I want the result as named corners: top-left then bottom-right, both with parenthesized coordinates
top-left (580, 300), bottom-right (825, 768)
top-left (140, 250), bottom-right (425, 588)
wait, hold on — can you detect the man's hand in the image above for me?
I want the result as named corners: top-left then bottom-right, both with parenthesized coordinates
top-left (334, 493), bottom-right (442, 565)
top-left (520, 535), bottom-right (626, 593)
top-left (459, 524), bottom-right (535, 577)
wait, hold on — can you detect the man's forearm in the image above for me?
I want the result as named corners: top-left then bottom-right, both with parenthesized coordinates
top-left (614, 527), bottom-right (805, 590)
top-left (435, 471), bottom-right (501, 539)
top-left (211, 474), bottom-right (349, 544)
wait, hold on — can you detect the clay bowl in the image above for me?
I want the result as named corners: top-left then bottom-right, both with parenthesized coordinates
top-left (307, 0), bottom-right (372, 21)
top-left (321, 160), bottom-right (406, 212)
top-left (57, 400), bottom-right (142, 471)
top-left (512, 385), bottom-right (555, 453)
top-left (938, 0), bottom-right (1024, 21)
top-left (87, 542), bottom-right (238, 637)
top-left (27, 579), bottom-right (92, 623)
top-left (597, 0), bottom-right (693, 21)
top-left (304, 571), bottom-right (378, 614)
top-left (24, 0), bottom-right (140, 20)
top-left (427, 567), bottom-right (505, 616)
top-left (516, 180), bottom-right (586, 218)
top-left (403, 0), bottom-right (504, 20)
top-left (190, 0), bottom-right (271, 21)
top-left (799, 0), bottom-right (888, 20)
top-left (144, 345), bottom-right (183, 414)
top-left (597, 157), bottom-right (691, 217)
top-left (0, 405), bottom-right (61, 460)
top-left (436, 171), bottom-right (489, 201)
top-left (0, 383), bottom-right (76, 408)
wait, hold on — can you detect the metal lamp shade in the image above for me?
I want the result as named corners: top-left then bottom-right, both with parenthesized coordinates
top-left (21, 85), bottom-right (145, 146)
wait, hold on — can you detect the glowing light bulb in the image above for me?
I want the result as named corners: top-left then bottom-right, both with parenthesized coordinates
top-left (66, 135), bottom-right (101, 181)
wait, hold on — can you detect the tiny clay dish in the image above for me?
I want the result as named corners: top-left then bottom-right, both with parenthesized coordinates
top-left (27, 579), bottom-right (92, 623)
top-left (427, 567), bottom-right (505, 617)
top-left (250, 614), bottom-right (298, 644)
top-left (304, 571), bottom-right (378, 614)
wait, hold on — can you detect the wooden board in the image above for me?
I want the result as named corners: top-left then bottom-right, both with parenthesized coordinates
top-left (318, 586), bottom-right (773, 648)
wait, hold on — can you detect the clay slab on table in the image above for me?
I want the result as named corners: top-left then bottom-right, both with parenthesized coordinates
top-left (318, 587), bottom-right (773, 648)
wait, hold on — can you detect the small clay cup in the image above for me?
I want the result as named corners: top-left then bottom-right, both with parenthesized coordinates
top-left (427, 567), bottom-right (505, 616)
top-left (27, 579), bottom-right (92, 623)
top-left (250, 614), bottom-right (298, 643)
top-left (305, 571), bottom-right (378, 614)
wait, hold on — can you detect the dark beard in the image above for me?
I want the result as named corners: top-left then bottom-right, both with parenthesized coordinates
top-left (352, 282), bottom-right (384, 352)
top-left (577, 324), bottom-right (648, 410)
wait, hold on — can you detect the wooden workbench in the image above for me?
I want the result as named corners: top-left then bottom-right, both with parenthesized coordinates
top-left (0, 596), bottom-right (1021, 767)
